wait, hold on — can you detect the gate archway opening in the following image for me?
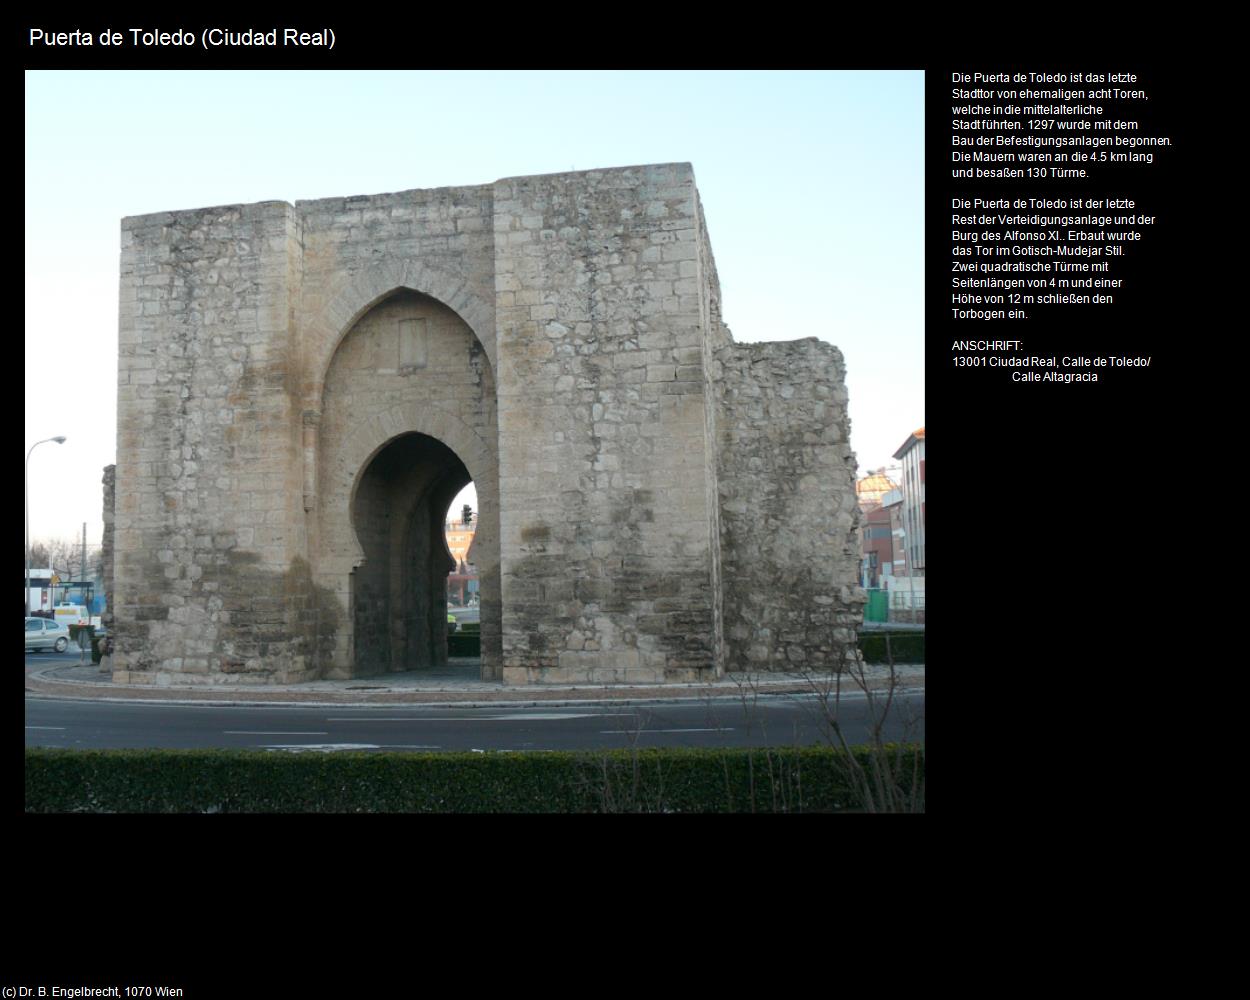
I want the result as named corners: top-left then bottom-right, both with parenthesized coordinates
top-left (349, 432), bottom-right (475, 675)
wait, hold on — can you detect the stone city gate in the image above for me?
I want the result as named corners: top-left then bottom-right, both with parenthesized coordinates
top-left (107, 163), bottom-right (865, 686)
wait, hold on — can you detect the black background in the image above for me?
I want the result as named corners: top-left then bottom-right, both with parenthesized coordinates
top-left (21, 23), bottom-right (1202, 944)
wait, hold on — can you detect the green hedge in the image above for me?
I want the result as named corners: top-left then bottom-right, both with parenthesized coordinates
top-left (859, 631), bottom-right (925, 664)
top-left (25, 745), bottom-right (924, 813)
top-left (60, 624), bottom-right (110, 663)
top-left (448, 633), bottom-right (481, 657)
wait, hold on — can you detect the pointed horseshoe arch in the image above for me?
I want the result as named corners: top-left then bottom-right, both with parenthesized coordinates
top-left (331, 403), bottom-right (499, 573)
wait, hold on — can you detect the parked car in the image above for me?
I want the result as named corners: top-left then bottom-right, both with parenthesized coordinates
top-left (25, 617), bottom-right (70, 653)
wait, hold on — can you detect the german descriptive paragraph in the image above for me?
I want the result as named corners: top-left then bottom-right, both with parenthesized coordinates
top-left (947, 70), bottom-right (1171, 386)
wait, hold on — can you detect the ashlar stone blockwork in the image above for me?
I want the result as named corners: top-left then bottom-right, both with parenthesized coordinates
top-left (108, 163), bottom-right (864, 686)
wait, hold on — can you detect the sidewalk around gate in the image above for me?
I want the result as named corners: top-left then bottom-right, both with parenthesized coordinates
top-left (24, 659), bottom-right (925, 707)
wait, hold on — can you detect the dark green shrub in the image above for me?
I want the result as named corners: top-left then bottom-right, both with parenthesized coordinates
top-left (447, 633), bottom-right (481, 656)
top-left (25, 745), bottom-right (924, 813)
top-left (858, 631), bottom-right (924, 664)
top-left (67, 624), bottom-right (94, 648)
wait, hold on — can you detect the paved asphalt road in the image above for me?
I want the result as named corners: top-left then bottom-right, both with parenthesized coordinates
top-left (25, 691), bottom-right (924, 752)
top-left (24, 649), bottom-right (924, 751)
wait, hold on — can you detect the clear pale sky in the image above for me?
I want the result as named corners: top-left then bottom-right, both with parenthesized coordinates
top-left (25, 70), bottom-right (923, 552)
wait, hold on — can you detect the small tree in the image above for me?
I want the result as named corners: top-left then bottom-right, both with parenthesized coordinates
top-left (804, 638), bottom-right (925, 812)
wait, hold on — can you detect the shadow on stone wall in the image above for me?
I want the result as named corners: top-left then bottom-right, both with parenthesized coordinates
top-left (203, 552), bottom-right (342, 683)
top-left (115, 550), bottom-right (347, 685)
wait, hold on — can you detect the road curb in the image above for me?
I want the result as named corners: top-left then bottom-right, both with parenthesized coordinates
top-left (25, 662), bottom-right (924, 709)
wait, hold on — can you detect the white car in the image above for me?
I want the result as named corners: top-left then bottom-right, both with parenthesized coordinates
top-left (25, 617), bottom-right (70, 653)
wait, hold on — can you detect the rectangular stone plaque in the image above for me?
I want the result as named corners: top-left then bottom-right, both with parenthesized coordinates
top-left (398, 317), bottom-right (427, 369)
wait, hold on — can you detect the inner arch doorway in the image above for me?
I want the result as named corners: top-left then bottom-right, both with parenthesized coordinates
top-left (351, 433), bottom-right (470, 674)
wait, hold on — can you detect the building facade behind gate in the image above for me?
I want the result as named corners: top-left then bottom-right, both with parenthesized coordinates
top-left (109, 163), bottom-right (864, 686)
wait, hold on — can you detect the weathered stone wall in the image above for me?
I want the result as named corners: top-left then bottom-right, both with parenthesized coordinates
top-left (714, 338), bottom-right (865, 671)
top-left (296, 184), bottom-right (498, 392)
top-left (113, 163), bottom-right (864, 686)
top-left (114, 201), bottom-right (323, 685)
top-left (349, 446), bottom-right (396, 674)
top-left (101, 464), bottom-right (115, 627)
top-left (493, 163), bottom-right (718, 684)
top-left (695, 194), bottom-right (729, 674)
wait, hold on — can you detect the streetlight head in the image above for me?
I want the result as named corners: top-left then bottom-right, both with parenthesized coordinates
top-left (52, 436), bottom-right (66, 444)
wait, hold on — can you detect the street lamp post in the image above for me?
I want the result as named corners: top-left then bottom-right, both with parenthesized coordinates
top-left (25, 436), bottom-right (67, 617)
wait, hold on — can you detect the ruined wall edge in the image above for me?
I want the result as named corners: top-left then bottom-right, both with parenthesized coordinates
top-left (715, 338), bottom-right (865, 671)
